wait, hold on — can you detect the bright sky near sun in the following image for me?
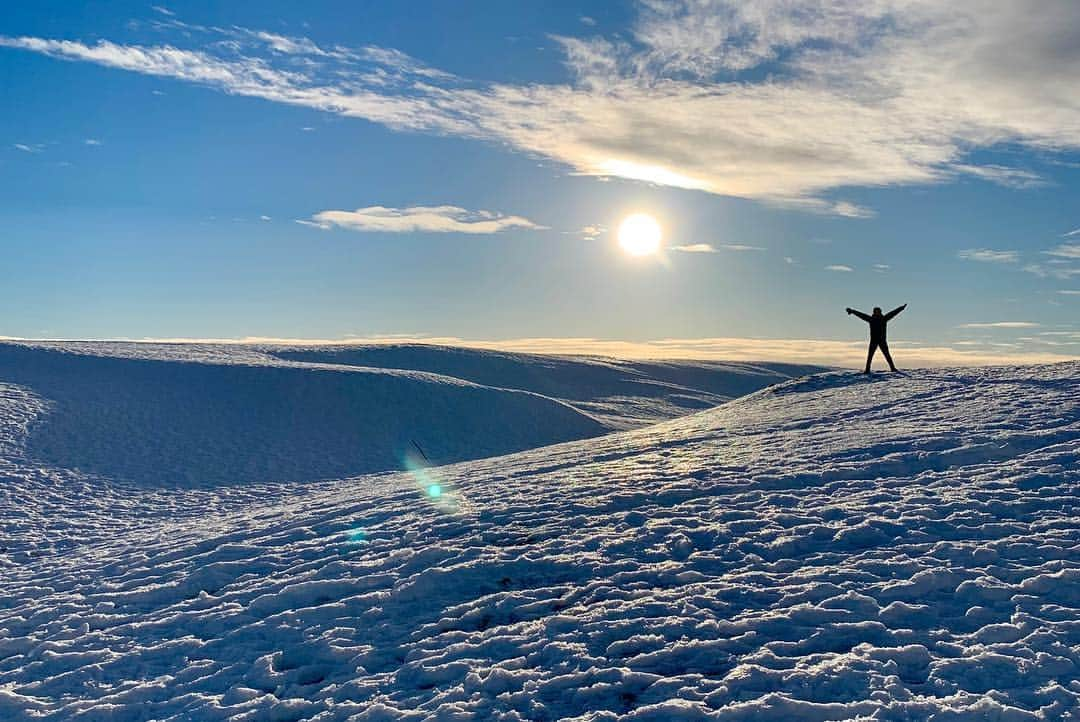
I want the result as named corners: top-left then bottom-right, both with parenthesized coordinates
top-left (1, 1), bottom-right (1079, 364)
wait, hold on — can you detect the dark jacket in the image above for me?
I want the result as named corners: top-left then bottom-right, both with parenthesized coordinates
top-left (849, 305), bottom-right (905, 343)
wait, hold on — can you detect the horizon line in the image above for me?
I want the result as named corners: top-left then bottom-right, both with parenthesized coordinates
top-left (2, 334), bottom-right (1077, 368)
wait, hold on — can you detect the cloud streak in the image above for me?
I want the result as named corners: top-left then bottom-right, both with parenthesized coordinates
top-left (959, 322), bottom-right (1041, 329)
top-left (671, 243), bottom-right (765, 253)
top-left (671, 243), bottom-right (717, 253)
top-left (1, 2), bottom-right (1079, 212)
top-left (1044, 243), bottom-right (1080, 259)
top-left (958, 248), bottom-right (1020, 264)
top-left (299, 205), bottom-right (544, 234)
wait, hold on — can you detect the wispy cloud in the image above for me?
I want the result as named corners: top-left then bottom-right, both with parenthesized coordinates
top-left (958, 248), bottom-right (1019, 263)
top-left (953, 164), bottom-right (1045, 189)
top-left (4, 1), bottom-right (1080, 212)
top-left (671, 243), bottom-right (716, 253)
top-left (1024, 263), bottom-right (1080, 280)
top-left (13, 143), bottom-right (44, 153)
top-left (958, 321), bottom-right (1041, 328)
top-left (298, 205), bottom-right (545, 234)
top-left (84, 138), bottom-right (102, 146)
top-left (1044, 243), bottom-right (1080, 259)
top-left (1064, 228), bottom-right (1080, 237)
top-left (579, 224), bottom-right (605, 240)
top-left (873, 264), bottom-right (890, 272)
top-left (673, 243), bottom-right (765, 253)
top-left (825, 264), bottom-right (854, 272)
top-left (1059, 290), bottom-right (1080, 296)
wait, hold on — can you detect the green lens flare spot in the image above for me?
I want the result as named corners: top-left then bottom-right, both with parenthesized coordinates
top-left (426, 483), bottom-right (443, 499)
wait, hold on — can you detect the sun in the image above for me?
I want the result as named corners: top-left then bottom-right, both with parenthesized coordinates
top-left (617, 213), bottom-right (662, 256)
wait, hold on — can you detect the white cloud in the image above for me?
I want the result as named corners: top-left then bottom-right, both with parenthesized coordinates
top-left (250, 31), bottom-right (326, 57)
top-left (13, 143), bottom-right (43, 153)
top-left (957, 248), bottom-right (1019, 263)
top-left (4, 1), bottom-right (1080, 211)
top-left (873, 264), bottom-right (890, 272)
top-left (579, 224), bottom-right (605, 240)
top-left (1023, 263), bottom-right (1080, 280)
top-left (299, 205), bottom-right (545, 234)
top-left (953, 164), bottom-right (1045, 189)
top-left (784, 256), bottom-right (796, 264)
top-left (1059, 290), bottom-right (1080, 296)
top-left (675, 243), bottom-right (765, 253)
top-left (259, 215), bottom-right (271, 221)
top-left (84, 138), bottom-right (102, 146)
top-left (1064, 228), bottom-right (1080, 237)
top-left (958, 322), bottom-right (1041, 328)
top-left (151, 5), bottom-right (174, 17)
top-left (1044, 243), bottom-right (1080, 259)
top-left (825, 264), bottom-right (854, 272)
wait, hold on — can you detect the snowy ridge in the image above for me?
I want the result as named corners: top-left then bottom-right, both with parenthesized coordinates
top-left (0, 342), bottom-right (817, 485)
top-left (1, 362), bottom-right (1078, 720)
top-left (266, 344), bottom-right (824, 429)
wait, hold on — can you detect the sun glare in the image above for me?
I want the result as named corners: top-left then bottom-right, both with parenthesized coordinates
top-left (617, 213), bottom-right (662, 256)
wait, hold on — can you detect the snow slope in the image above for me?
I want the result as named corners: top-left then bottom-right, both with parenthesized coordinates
top-left (1, 359), bottom-right (1078, 720)
top-left (268, 344), bottom-right (824, 429)
top-left (0, 342), bottom-right (818, 485)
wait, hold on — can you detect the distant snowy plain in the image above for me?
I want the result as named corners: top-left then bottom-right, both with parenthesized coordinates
top-left (0, 342), bottom-right (1076, 720)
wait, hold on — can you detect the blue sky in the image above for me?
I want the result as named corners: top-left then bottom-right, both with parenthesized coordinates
top-left (1, 0), bottom-right (1078, 365)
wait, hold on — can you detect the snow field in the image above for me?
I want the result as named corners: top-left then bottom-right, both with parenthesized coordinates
top-left (0, 350), bottom-right (1076, 720)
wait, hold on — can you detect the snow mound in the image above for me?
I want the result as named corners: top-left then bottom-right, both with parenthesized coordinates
top-left (267, 344), bottom-right (824, 428)
top-left (1, 362), bottom-right (1078, 721)
top-left (0, 342), bottom-right (815, 485)
top-left (0, 343), bottom-right (607, 485)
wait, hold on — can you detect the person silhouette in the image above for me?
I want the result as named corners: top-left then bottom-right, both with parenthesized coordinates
top-left (846, 304), bottom-right (907, 373)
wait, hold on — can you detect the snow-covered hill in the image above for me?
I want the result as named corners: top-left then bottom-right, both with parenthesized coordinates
top-left (0, 356), bottom-right (1077, 720)
top-left (267, 344), bottom-right (823, 429)
top-left (0, 342), bottom-right (819, 485)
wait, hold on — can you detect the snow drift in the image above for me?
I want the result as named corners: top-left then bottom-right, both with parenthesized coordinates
top-left (0, 352), bottom-right (1077, 721)
top-left (0, 342), bottom-right (817, 485)
top-left (268, 344), bottom-right (823, 428)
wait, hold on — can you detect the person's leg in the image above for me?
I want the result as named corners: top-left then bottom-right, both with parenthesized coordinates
top-left (864, 341), bottom-right (877, 373)
top-left (880, 341), bottom-right (897, 371)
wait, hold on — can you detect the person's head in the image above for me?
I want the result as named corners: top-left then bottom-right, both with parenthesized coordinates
top-left (873, 307), bottom-right (883, 316)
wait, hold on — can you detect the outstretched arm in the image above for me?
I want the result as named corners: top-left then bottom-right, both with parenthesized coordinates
top-left (884, 303), bottom-right (907, 321)
top-left (846, 307), bottom-right (872, 322)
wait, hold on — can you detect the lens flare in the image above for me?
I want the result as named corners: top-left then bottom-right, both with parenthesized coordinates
top-left (402, 447), bottom-right (463, 513)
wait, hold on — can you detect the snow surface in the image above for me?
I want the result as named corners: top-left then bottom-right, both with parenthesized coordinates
top-left (0, 342), bottom-right (819, 485)
top-left (0, 345), bottom-right (1077, 721)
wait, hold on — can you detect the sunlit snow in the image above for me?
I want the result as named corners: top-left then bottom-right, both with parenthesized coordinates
top-left (0, 342), bottom-right (1076, 720)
